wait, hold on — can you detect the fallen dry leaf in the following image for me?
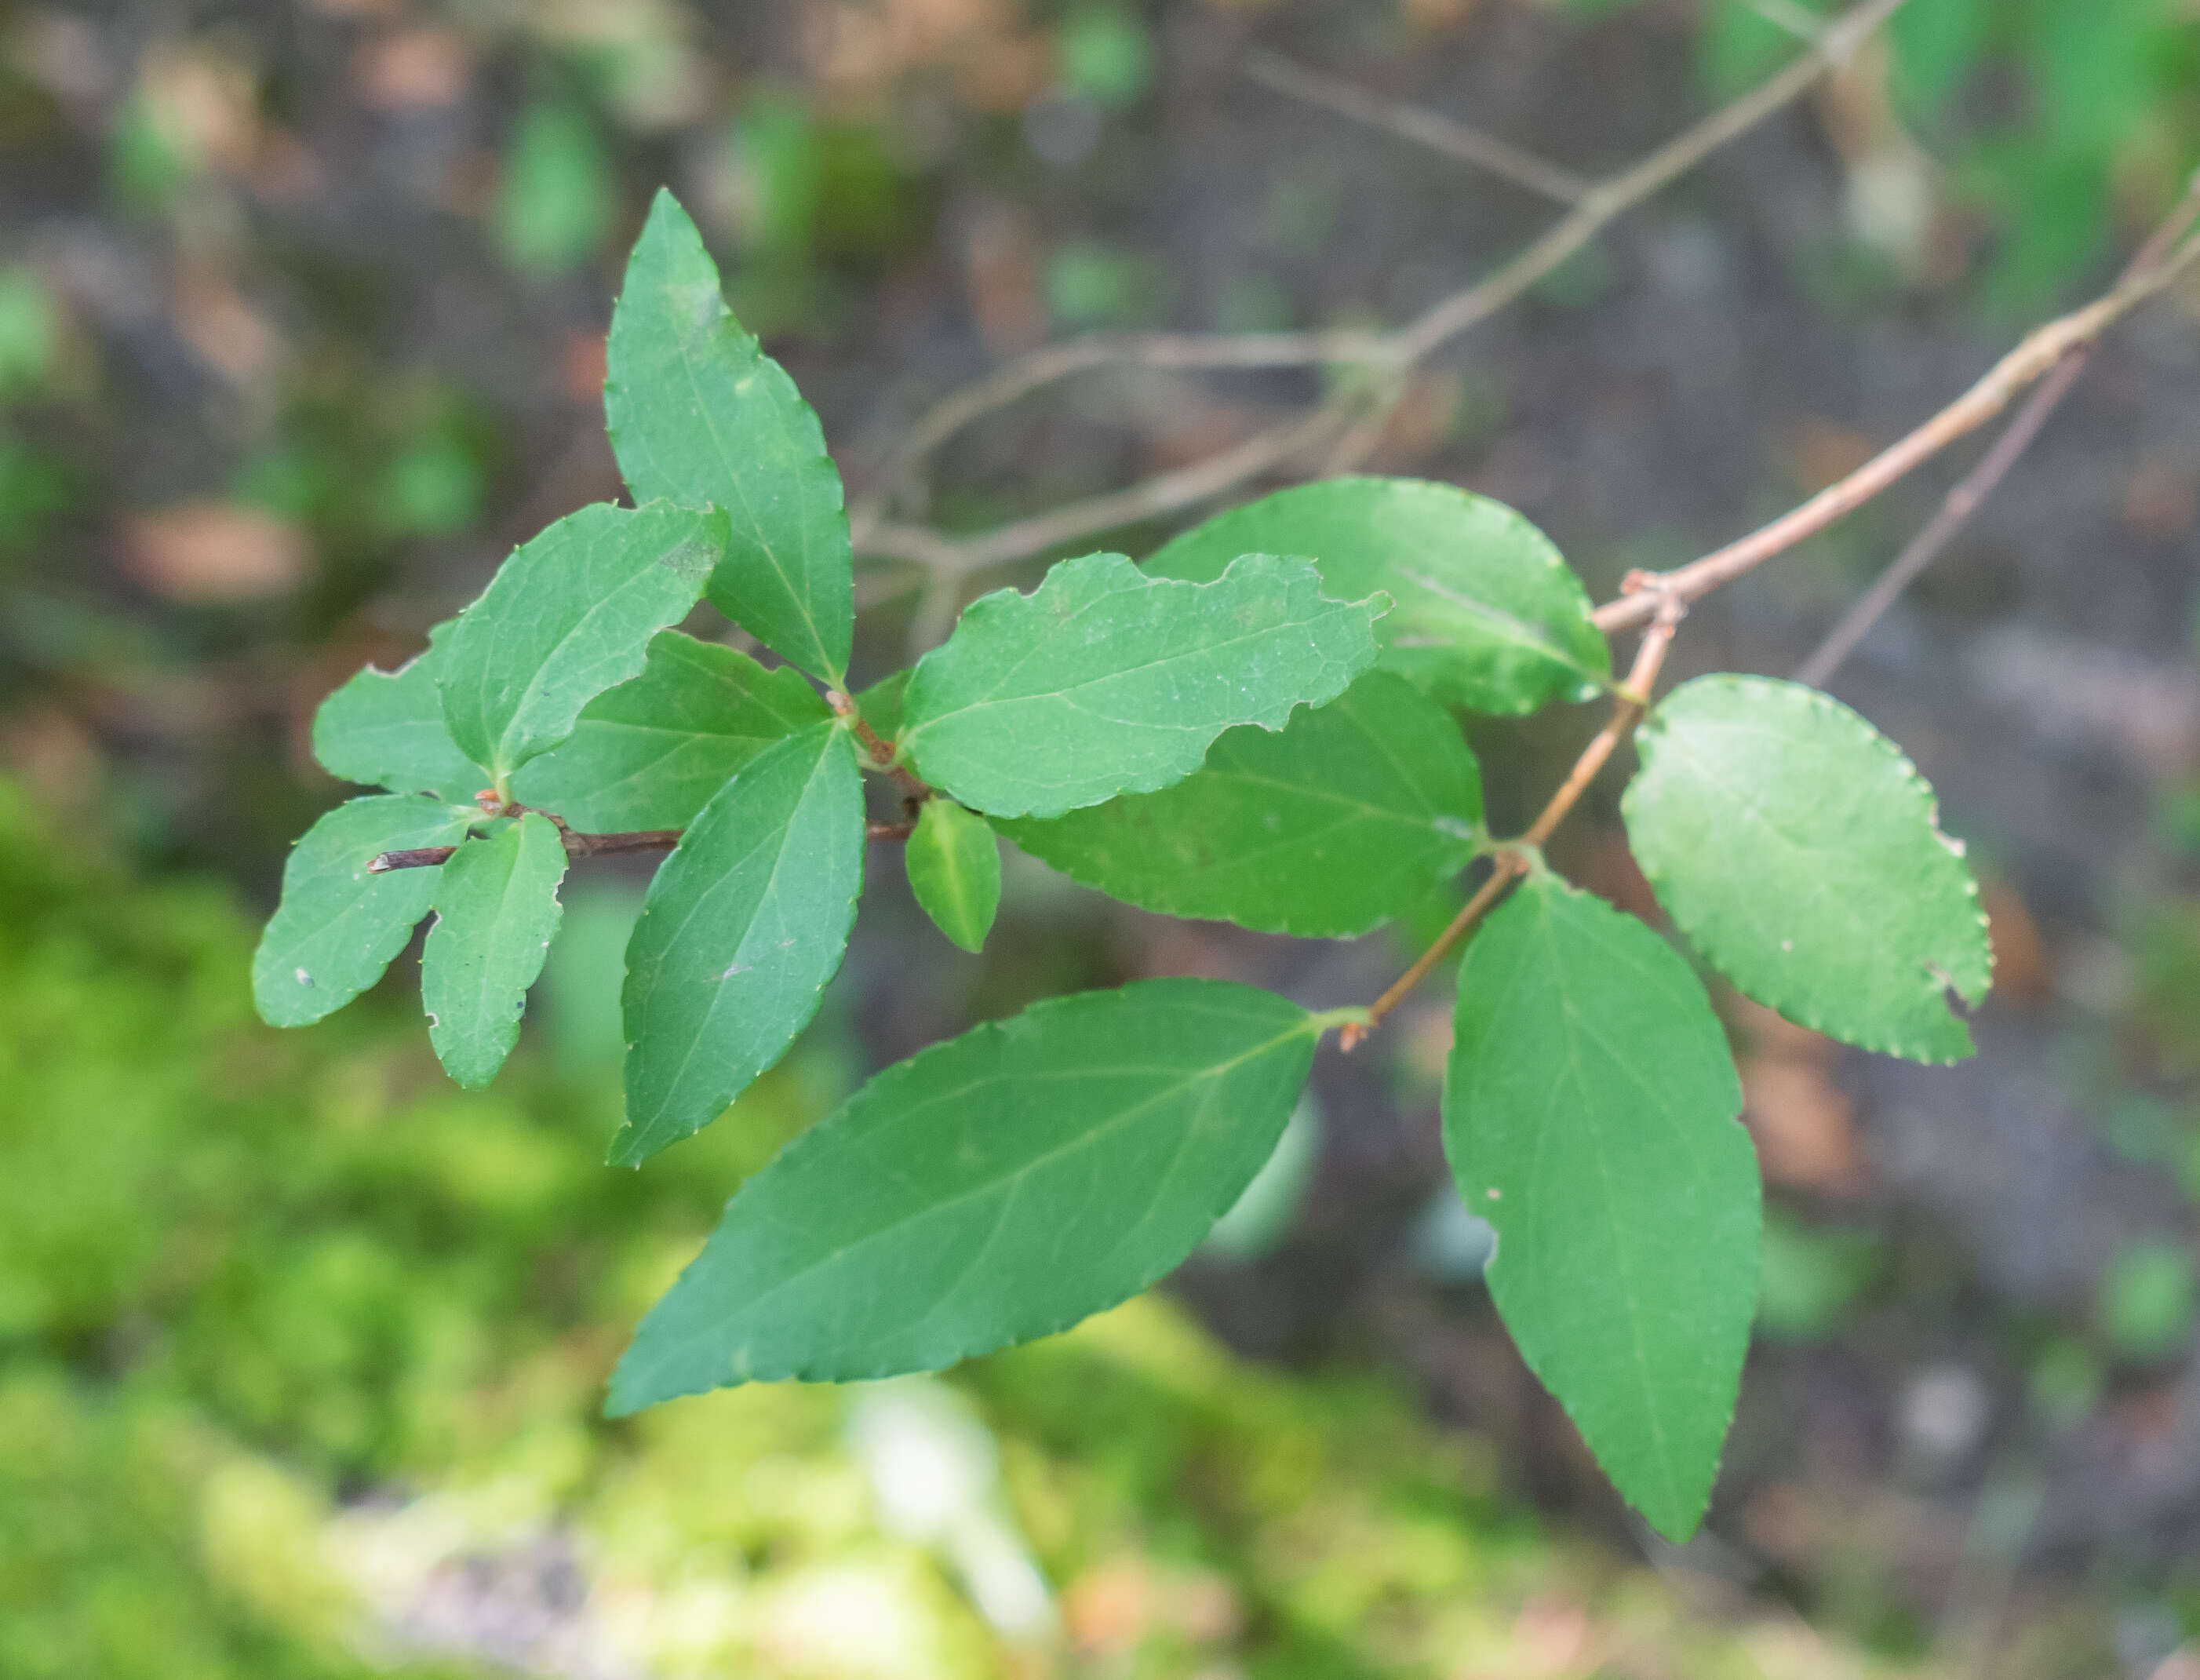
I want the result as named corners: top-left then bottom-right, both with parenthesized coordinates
top-left (354, 28), bottom-right (472, 111)
top-left (122, 501), bottom-right (309, 602)
top-left (1734, 997), bottom-right (1866, 1196)
top-left (1781, 414), bottom-right (1880, 494)
top-left (2119, 457), bottom-right (2199, 544)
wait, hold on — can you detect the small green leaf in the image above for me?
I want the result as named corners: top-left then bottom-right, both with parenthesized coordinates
top-left (997, 670), bottom-right (1481, 937)
top-left (439, 501), bottom-right (726, 782)
top-left (606, 978), bottom-right (1317, 1412)
top-left (311, 621), bottom-right (488, 803)
top-left (1623, 675), bottom-right (1992, 1063)
top-left (251, 796), bottom-right (475, 1028)
top-left (899, 552), bottom-right (1385, 819)
top-left (1146, 476), bottom-right (1608, 714)
top-left (509, 631), bottom-right (832, 832)
top-left (905, 800), bottom-right (1000, 953)
top-left (421, 814), bottom-right (569, 1088)
top-left (1444, 872), bottom-right (1759, 1541)
top-left (614, 720), bottom-right (864, 1165)
top-left (607, 189), bottom-right (855, 683)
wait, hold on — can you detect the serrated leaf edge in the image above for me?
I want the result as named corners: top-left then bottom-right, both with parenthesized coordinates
top-left (1626, 674), bottom-right (1992, 1067)
top-left (607, 982), bottom-right (1317, 1408)
top-left (606, 725), bottom-right (865, 1168)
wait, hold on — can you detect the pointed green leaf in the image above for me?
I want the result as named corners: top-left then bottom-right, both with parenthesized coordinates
top-left (997, 669), bottom-right (1481, 937)
top-left (607, 189), bottom-right (854, 683)
top-left (1444, 873), bottom-right (1759, 1541)
top-left (1146, 476), bottom-right (1608, 714)
top-left (607, 978), bottom-right (1317, 1412)
top-left (508, 630), bottom-right (832, 832)
top-left (251, 795), bottom-right (475, 1028)
top-left (439, 501), bottom-right (725, 782)
top-left (1623, 675), bottom-right (1992, 1063)
top-left (311, 621), bottom-right (489, 802)
top-left (898, 552), bottom-right (1386, 819)
top-left (421, 814), bottom-right (569, 1088)
top-left (614, 720), bottom-right (864, 1165)
top-left (905, 799), bottom-right (1000, 953)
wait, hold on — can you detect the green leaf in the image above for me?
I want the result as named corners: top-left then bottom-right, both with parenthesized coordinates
top-left (311, 621), bottom-right (488, 804)
top-left (439, 501), bottom-right (726, 783)
top-left (1622, 675), bottom-right (1992, 1064)
top-left (1444, 873), bottom-right (1758, 1541)
top-left (508, 631), bottom-right (832, 832)
top-left (420, 814), bottom-right (569, 1088)
top-left (607, 978), bottom-right (1317, 1411)
top-left (607, 189), bottom-right (855, 683)
top-left (997, 670), bottom-right (1481, 938)
top-left (1145, 477), bottom-right (1608, 715)
top-left (614, 720), bottom-right (864, 1166)
top-left (898, 552), bottom-right (1385, 819)
top-left (905, 799), bottom-right (1000, 953)
top-left (251, 796), bottom-right (475, 1029)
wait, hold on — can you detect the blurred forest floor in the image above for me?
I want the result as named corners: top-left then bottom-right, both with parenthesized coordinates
top-left (5, 0), bottom-right (2200, 1675)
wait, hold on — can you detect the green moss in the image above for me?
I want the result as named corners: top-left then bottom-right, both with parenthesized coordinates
top-left (0, 780), bottom-right (1922, 1676)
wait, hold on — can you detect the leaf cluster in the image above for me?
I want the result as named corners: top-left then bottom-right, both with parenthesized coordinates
top-left (257, 191), bottom-right (1993, 1541)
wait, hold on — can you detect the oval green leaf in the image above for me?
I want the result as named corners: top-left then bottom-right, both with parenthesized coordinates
top-left (996, 669), bottom-right (1481, 937)
top-left (421, 814), bottom-right (569, 1088)
top-left (311, 621), bottom-right (488, 803)
top-left (509, 631), bottom-right (832, 833)
top-left (898, 551), bottom-right (1385, 819)
top-left (905, 799), bottom-right (1001, 953)
top-left (1444, 872), bottom-right (1759, 1542)
top-left (608, 188), bottom-right (854, 684)
top-left (1145, 476), bottom-right (1608, 714)
top-left (1623, 675), bottom-right (1992, 1064)
top-left (251, 795), bottom-right (475, 1028)
top-left (614, 720), bottom-right (864, 1166)
top-left (606, 978), bottom-right (1317, 1412)
top-left (439, 501), bottom-right (727, 782)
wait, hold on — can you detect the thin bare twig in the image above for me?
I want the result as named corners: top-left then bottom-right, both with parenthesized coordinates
top-left (857, 0), bottom-right (1909, 583)
top-left (1794, 178), bottom-right (2200, 686)
top-left (867, 395), bottom-right (1364, 591)
top-left (1342, 602), bottom-right (1684, 1048)
top-left (1244, 49), bottom-right (1590, 206)
top-left (1389, 0), bottom-right (1905, 365)
top-left (847, 330), bottom-right (1384, 542)
top-left (368, 826), bottom-right (687, 873)
top-left (1596, 229), bottom-right (2200, 633)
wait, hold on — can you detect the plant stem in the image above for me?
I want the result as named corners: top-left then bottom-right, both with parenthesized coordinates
top-left (1595, 227), bottom-right (2200, 634)
top-left (1792, 175), bottom-right (2200, 687)
top-left (851, 0), bottom-right (1909, 581)
top-left (368, 814), bottom-right (917, 873)
top-left (1341, 603), bottom-right (1683, 1049)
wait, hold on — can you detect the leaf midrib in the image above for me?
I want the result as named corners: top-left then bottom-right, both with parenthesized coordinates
top-left (622, 1011), bottom-right (1309, 1387)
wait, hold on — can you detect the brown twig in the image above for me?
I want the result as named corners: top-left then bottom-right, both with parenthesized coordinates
top-left (1793, 177), bottom-right (2200, 686)
top-left (366, 812), bottom-right (921, 873)
top-left (864, 395), bottom-right (1364, 582)
top-left (1342, 599), bottom-right (1684, 1049)
top-left (826, 689), bottom-right (936, 811)
top-left (854, 0), bottom-right (1909, 584)
top-left (1244, 49), bottom-right (1591, 206)
top-left (847, 330), bottom-right (1384, 543)
top-left (367, 825), bottom-right (687, 873)
top-left (1597, 228), bottom-right (2200, 634)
